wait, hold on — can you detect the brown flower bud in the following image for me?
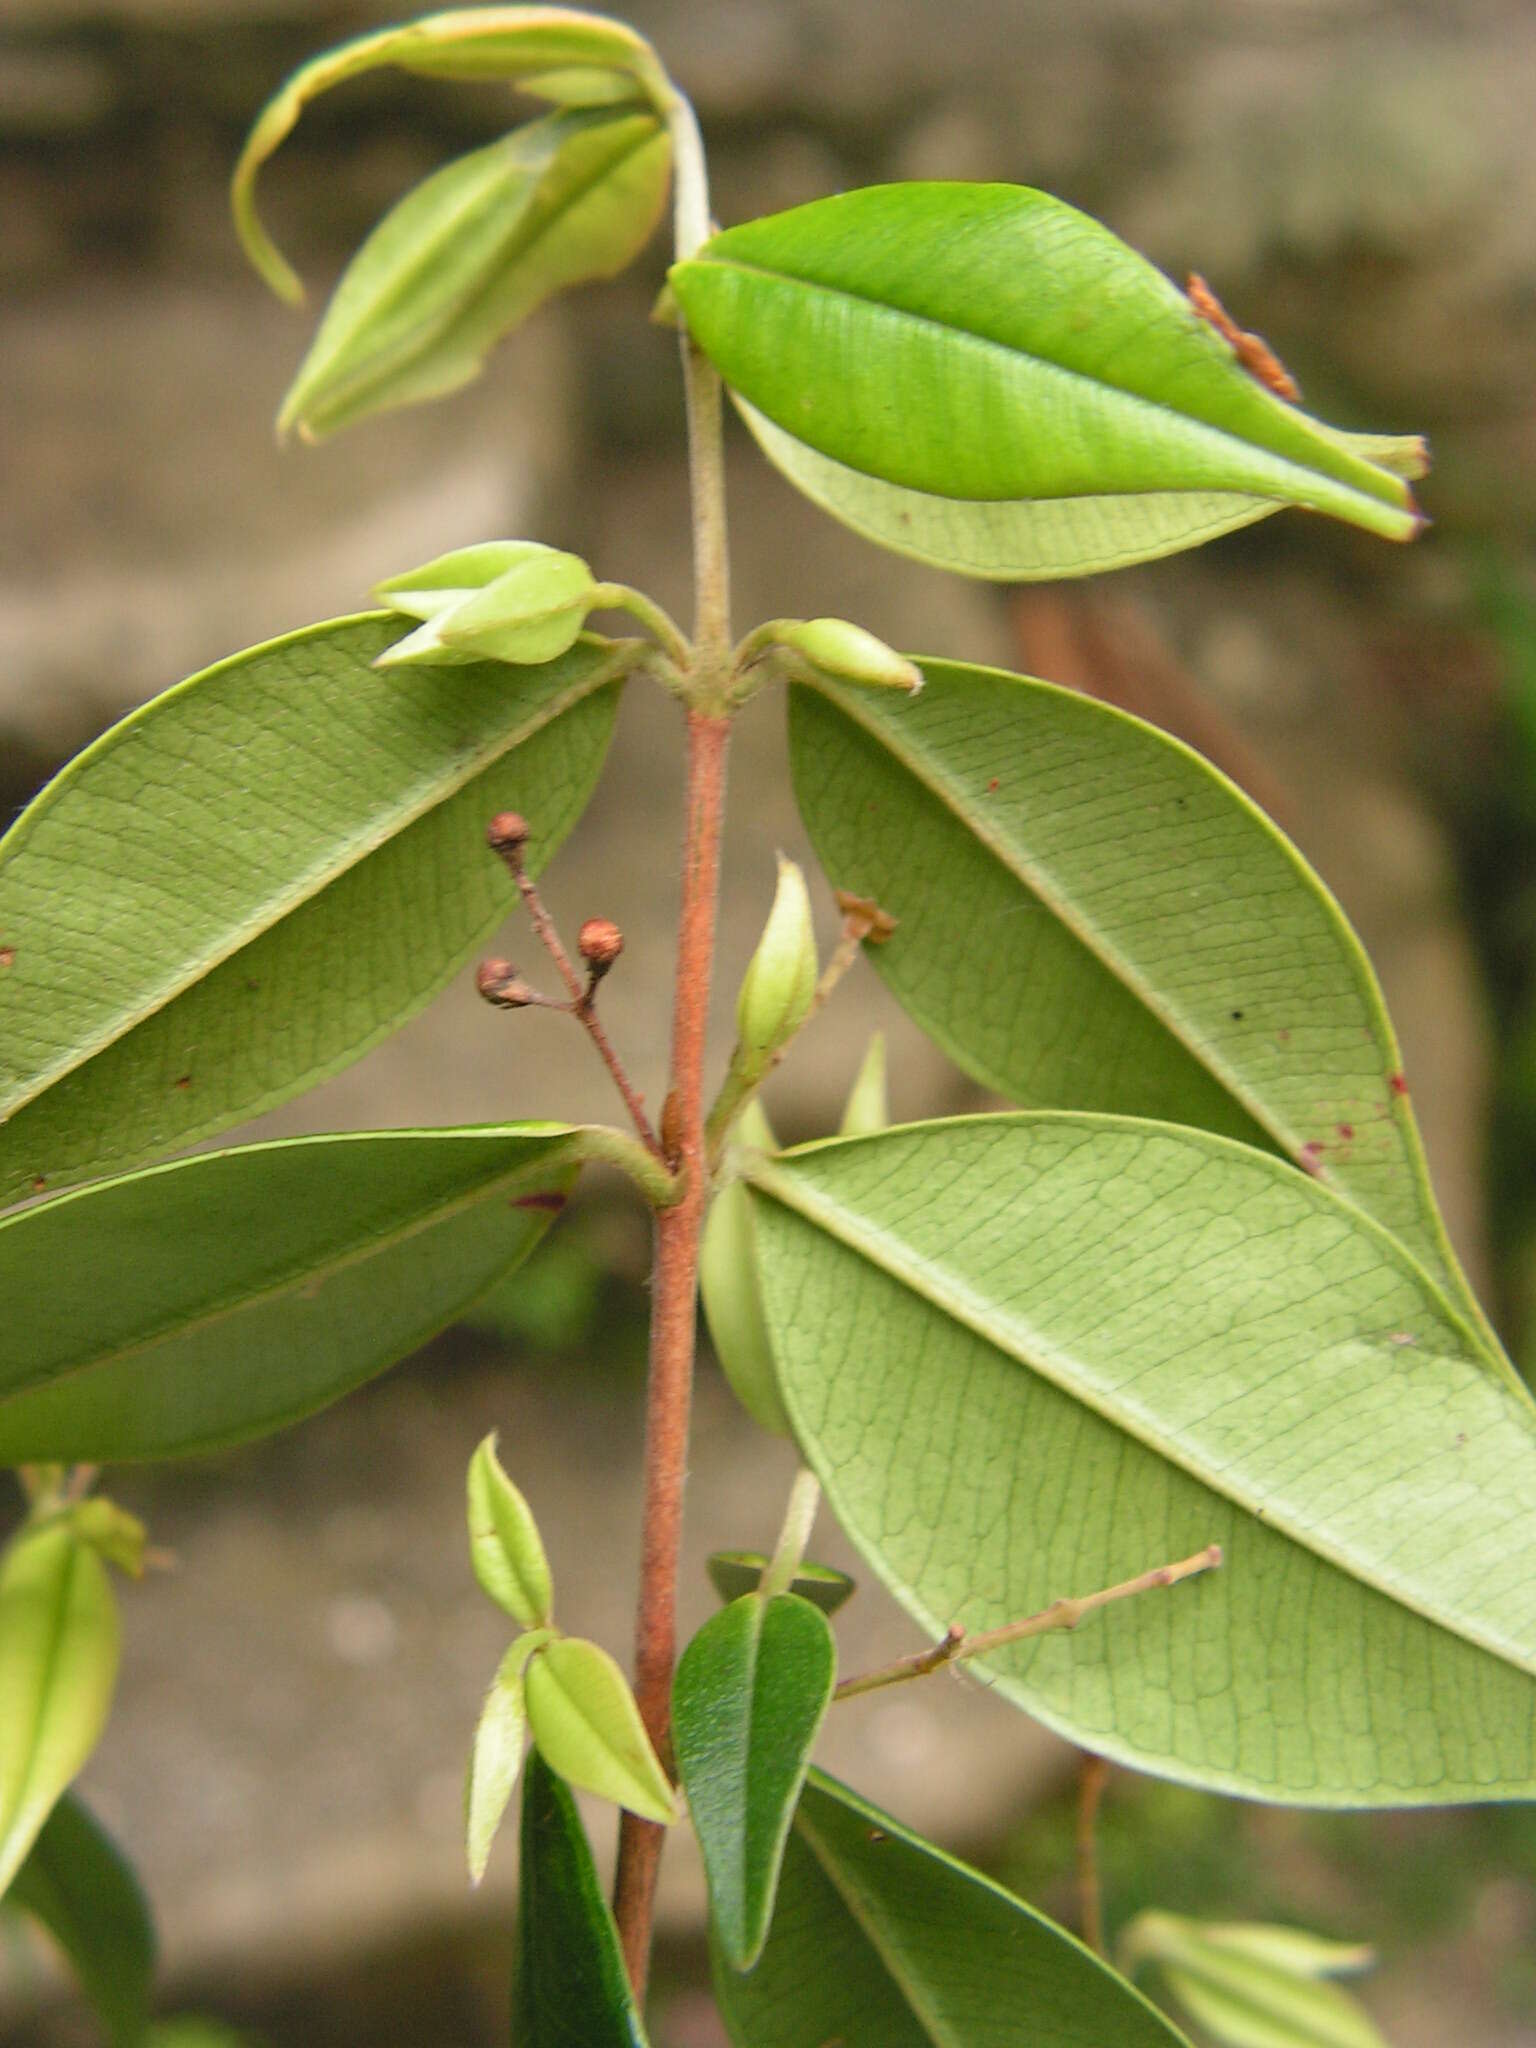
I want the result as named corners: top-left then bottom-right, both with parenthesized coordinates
top-left (476, 957), bottom-right (536, 1009)
top-left (577, 917), bottom-right (624, 975)
top-left (486, 812), bottom-right (530, 859)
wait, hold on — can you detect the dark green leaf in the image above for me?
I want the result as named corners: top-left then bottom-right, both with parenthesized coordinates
top-left (279, 109), bottom-right (670, 441)
top-left (0, 1522), bottom-right (119, 1896)
top-left (671, 186), bottom-right (1423, 575)
top-left (705, 1551), bottom-right (856, 1616)
top-left (10, 1793), bottom-right (155, 2047)
top-left (788, 661), bottom-right (1509, 1375)
top-left (713, 1769), bottom-right (1189, 2046)
top-left (0, 619), bottom-right (630, 1207)
top-left (746, 1117), bottom-right (1536, 1803)
top-left (673, 1592), bottom-right (836, 1969)
top-left (233, 9), bottom-right (671, 303)
top-left (0, 1125), bottom-right (580, 1462)
top-left (513, 1749), bottom-right (648, 2047)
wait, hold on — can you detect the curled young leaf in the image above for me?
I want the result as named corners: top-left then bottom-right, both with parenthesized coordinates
top-left (775, 619), bottom-right (921, 695)
top-left (701, 1112), bottom-right (793, 1439)
top-left (837, 1032), bottom-right (888, 1139)
top-left (735, 856), bottom-right (818, 1074)
top-left (278, 108), bottom-right (671, 440)
top-left (523, 1635), bottom-right (676, 1824)
top-left (467, 1433), bottom-right (554, 1628)
top-left (0, 1521), bottom-right (120, 1899)
top-left (233, 7), bottom-right (672, 303)
top-left (671, 185), bottom-right (1426, 576)
top-left (465, 1630), bottom-right (552, 1884)
top-left (1124, 1911), bottom-right (1389, 2048)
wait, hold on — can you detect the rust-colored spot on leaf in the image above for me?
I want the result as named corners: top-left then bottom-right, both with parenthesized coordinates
top-left (1297, 1140), bottom-right (1325, 1176)
top-left (1186, 272), bottom-right (1301, 402)
top-left (1389, 1071), bottom-right (1410, 1098)
top-left (986, 776), bottom-right (1000, 792)
top-left (173, 1074), bottom-right (193, 1090)
top-left (30, 1176), bottom-right (46, 1193)
top-left (512, 1190), bottom-right (567, 1214)
top-left (1336, 1122), bottom-right (1355, 1140)
top-left (0, 946), bottom-right (14, 969)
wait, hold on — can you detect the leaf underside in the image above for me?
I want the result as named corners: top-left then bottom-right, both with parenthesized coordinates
top-left (748, 1118), bottom-right (1536, 1804)
top-left (8, 1793), bottom-right (156, 2048)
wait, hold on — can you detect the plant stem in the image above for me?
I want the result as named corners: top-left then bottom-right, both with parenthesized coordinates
top-left (832, 1544), bottom-right (1223, 1702)
top-left (1076, 1753), bottom-right (1111, 1955)
top-left (759, 1466), bottom-right (822, 1599)
top-left (613, 710), bottom-right (731, 1999)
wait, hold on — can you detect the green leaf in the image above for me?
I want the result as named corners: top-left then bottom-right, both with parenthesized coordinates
top-left (838, 1032), bottom-right (889, 1138)
top-left (670, 186), bottom-right (1423, 570)
top-left (9, 1793), bottom-right (156, 2048)
top-left (467, 1433), bottom-right (554, 1627)
top-left (787, 661), bottom-right (1510, 1377)
top-left (745, 1117), bottom-right (1536, 1803)
top-left (0, 1125), bottom-right (581, 1462)
top-left (673, 1592), bottom-right (836, 1969)
top-left (713, 1769), bottom-right (1189, 2047)
top-left (278, 108), bottom-right (671, 441)
top-left (0, 619), bottom-right (630, 1207)
top-left (1123, 1914), bottom-right (1389, 2048)
top-left (706, 1551), bottom-right (856, 1616)
top-left (233, 8), bottom-right (671, 304)
top-left (465, 1630), bottom-right (551, 1885)
top-left (701, 1171), bottom-right (792, 1438)
top-left (513, 1749), bottom-right (649, 2047)
top-left (524, 1636), bottom-right (676, 1824)
top-left (0, 1521), bottom-right (120, 1899)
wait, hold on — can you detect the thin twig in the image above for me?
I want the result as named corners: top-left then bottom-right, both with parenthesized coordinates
top-left (759, 1467), bottom-right (822, 1600)
top-left (1076, 1752), bottom-right (1111, 1956)
top-left (833, 1544), bottom-right (1223, 1702)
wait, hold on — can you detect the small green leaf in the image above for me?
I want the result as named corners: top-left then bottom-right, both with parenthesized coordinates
top-left (674, 1592), bottom-right (836, 1969)
top-left (701, 1173), bottom-right (792, 1439)
top-left (713, 1769), bottom-right (1190, 2047)
top-left (0, 1521), bottom-right (120, 1899)
top-left (0, 1126), bottom-right (580, 1462)
top-left (0, 619), bottom-right (631, 1206)
top-left (838, 1032), bottom-right (889, 1138)
top-left (672, 186), bottom-right (1423, 569)
top-left (706, 1551), bottom-right (856, 1616)
top-left (746, 1117), bottom-right (1536, 1803)
top-left (9, 1792), bottom-right (155, 2048)
top-left (735, 855), bottom-right (818, 1073)
top-left (69, 1499), bottom-right (149, 1580)
top-left (467, 1433), bottom-right (554, 1627)
top-left (233, 9), bottom-right (671, 303)
top-left (524, 1636), bottom-right (676, 1824)
top-left (777, 619), bottom-right (921, 694)
top-left (1124, 1912), bottom-right (1392, 2048)
top-left (465, 1630), bottom-right (551, 1885)
top-left (514, 1749), bottom-right (649, 2047)
top-left (278, 108), bottom-right (670, 441)
top-left (437, 549), bottom-right (597, 665)
top-left (375, 539), bottom-right (579, 619)
top-left (788, 661), bottom-right (1510, 1376)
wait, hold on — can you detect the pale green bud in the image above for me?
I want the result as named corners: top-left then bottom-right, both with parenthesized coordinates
top-left (375, 545), bottom-right (597, 669)
top-left (778, 618), bottom-right (921, 693)
top-left (467, 1433), bottom-right (554, 1629)
top-left (735, 856), bottom-right (817, 1070)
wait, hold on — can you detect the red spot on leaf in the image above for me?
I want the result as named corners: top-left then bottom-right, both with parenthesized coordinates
top-left (1276, 1028), bottom-right (1291, 1044)
top-left (1336, 1122), bottom-right (1355, 1140)
top-left (1297, 1141), bottom-right (1325, 1176)
top-left (1389, 1071), bottom-right (1409, 1098)
top-left (513, 1190), bottom-right (566, 1214)
top-left (174, 1074), bottom-right (192, 1090)
top-left (31, 1176), bottom-right (46, 1192)
top-left (0, 947), bottom-right (14, 969)
top-left (987, 777), bottom-right (1000, 792)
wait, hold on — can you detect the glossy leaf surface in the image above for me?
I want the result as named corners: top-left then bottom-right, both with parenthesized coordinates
top-left (524, 1636), bottom-right (676, 1823)
top-left (746, 1118), bottom-right (1536, 1802)
top-left (0, 1523), bottom-right (119, 1898)
top-left (513, 1750), bottom-right (648, 2046)
top-left (233, 8), bottom-right (670, 303)
top-left (0, 1126), bottom-right (578, 1462)
top-left (279, 108), bottom-right (670, 440)
top-left (788, 661), bottom-right (1504, 1368)
top-left (673, 1591), bottom-right (836, 1968)
top-left (0, 619), bottom-right (629, 1207)
top-left (672, 186), bottom-right (1422, 558)
top-left (713, 1769), bottom-right (1188, 2047)
top-left (9, 1793), bottom-right (155, 2047)
top-left (467, 1435), bottom-right (553, 1627)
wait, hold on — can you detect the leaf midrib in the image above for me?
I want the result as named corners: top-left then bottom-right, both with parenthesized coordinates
top-left (747, 1118), bottom-right (1536, 1677)
top-left (0, 634), bottom-right (633, 1122)
top-left (693, 257), bottom-right (1403, 516)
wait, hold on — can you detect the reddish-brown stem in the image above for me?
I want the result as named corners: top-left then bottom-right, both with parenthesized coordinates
top-left (1076, 1752), bottom-right (1111, 1955)
top-left (613, 706), bottom-right (732, 1999)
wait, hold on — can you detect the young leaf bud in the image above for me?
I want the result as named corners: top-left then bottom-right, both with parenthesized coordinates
top-left (467, 1433), bottom-right (554, 1628)
top-left (375, 541), bottom-right (565, 621)
top-left (522, 1635), bottom-right (676, 1824)
top-left (577, 918), bottom-right (624, 974)
top-left (779, 618), bottom-right (922, 693)
top-left (486, 813), bottom-right (531, 857)
top-left (476, 959), bottom-right (538, 1010)
top-left (700, 1175), bottom-right (792, 1438)
top-left (734, 856), bottom-right (817, 1074)
top-left (436, 549), bottom-right (598, 667)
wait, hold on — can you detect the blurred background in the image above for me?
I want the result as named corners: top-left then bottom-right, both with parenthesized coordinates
top-left (2, 0), bottom-right (1535, 2041)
